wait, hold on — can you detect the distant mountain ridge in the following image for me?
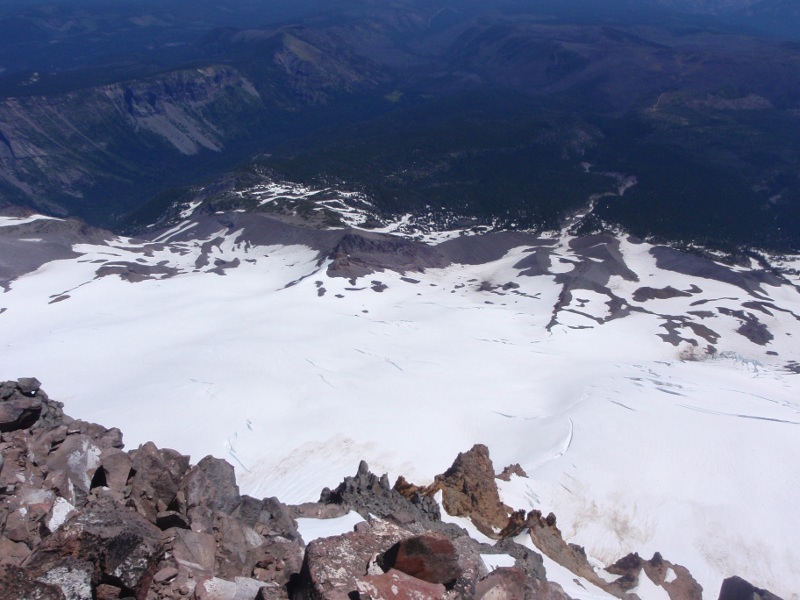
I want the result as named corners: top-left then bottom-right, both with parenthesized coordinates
top-left (0, 0), bottom-right (799, 250)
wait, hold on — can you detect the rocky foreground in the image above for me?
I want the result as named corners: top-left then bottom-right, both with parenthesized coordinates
top-left (0, 379), bottom-right (783, 600)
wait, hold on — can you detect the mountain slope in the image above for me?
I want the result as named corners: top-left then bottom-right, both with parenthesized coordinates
top-left (1, 204), bottom-right (799, 597)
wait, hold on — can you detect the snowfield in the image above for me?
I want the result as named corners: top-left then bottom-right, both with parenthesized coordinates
top-left (1, 212), bottom-right (799, 599)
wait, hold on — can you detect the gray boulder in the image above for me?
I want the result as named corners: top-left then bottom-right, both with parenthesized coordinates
top-left (0, 564), bottom-right (66, 600)
top-left (127, 442), bottom-right (189, 522)
top-left (0, 391), bottom-right (42, 432)
top-left (177, 455), bottom-right (241, 527)
top-left (26, 498), bottom-right (164, 598)
top-left (718, 576), bottom-right (783, 600)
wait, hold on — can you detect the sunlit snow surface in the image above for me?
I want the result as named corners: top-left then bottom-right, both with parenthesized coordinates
top-left (2, 216), bottom-right (800, 599)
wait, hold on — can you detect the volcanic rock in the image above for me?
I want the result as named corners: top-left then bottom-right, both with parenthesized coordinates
top-left (32, 557), bottom-right (94, 600)
top-left (380, 533), bottom-right (462, 587)
top-left (211, 512), bottom-right (266, 580)
top-left (0, 564), bottom-right (67, 600)
top-left (128, 442), bottom-right (189, 523)
top-left (156, 510), bottom-right (189, 530)
top-left (0, 393), bottom-right (42, 432)
top-left (43, 435), bottom-right (101, 499)
top-left (0, 379), bottom-right (720, 600)
top-left (605, 552), bottom-right (703, 600)
top-left (295, 518), bottom-right (409, 600)
top-left (492, 538), bottom-right (546, 582)
top-left (474, 566), bottom-right (526, 600)
top-left (718, 576), bottom-right (783, 600)
top-left (234, 496), bottom-right (300, 541)
top-left (0, 378), bottom-right (54, 432)
top-left (496, 464), bottom-right (528, 482)
top-left (153, 566), bottom-right (178, 584)
top-left (169, 528), bottom-right (217, 576)
top-left (95, 583), bottom-right (123, 600)
top-left (16, 377), bottom-right (42, 395)
top-left (177, 455), bottom-right (241, 528)
top-left (526, 510), bottom-right (609, 593)
top-left (195, 576), bottom-right (268, 600)
top-left (429, 444), bottom-right (510, 537)
top-left (327, 232), bottom-right (448, 279)
top-left (320, 460), bottom-right (440, 523)
top-left (524, 578), bottom-right (574, 600)
top-left (26, 497), bottom-right (164, 598)
top-left (290, 502), bottom-right (349, 520)
top-left (0, 536), bottom-right (32, 566)
top-left (96, 447), bottom-right (132, 492)
top-left (357, 568), bottom-right (446, 600)
top-left (497, 509), bottom-right (527, 540)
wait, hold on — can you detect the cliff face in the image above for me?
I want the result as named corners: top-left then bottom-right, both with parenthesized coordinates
top-left (0, 19), bottom-right (388, 226)
top-left (0, 66), bottom-right (263, 219)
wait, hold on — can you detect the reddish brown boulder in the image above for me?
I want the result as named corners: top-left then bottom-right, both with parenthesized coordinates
top-left (357, 568), bottom-right (445, 600)
top-left (95, 583), bottom-right (123, 600)
top-left (0, 564), bottom-right (66, 600)
top-left (43, 434), bottom-right (102, 498)
top-left (26, 498), bottom-right (164, 598)
top-left (475, 566), bottom-right (526, 600)
top-left (211, 512), bottom-right (266, 580)
top-left (97, 447), bottom-right (132, 492)
top-left (0, 536), bottom-right (31, 566)
top-left (177, 455), bottom-right (241, 528)
top-left (297, 519), bottom-right (408, 600)
top-left (169, 528), bottom-right (217, 577)
top-left (127, 442), bottom-right (189, 523)
top-left (380, 533), bottom-right (462, 587)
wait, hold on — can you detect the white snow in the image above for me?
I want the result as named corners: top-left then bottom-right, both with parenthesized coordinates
top-left (480, 553), bottom-right (516, 571)
top-left (1, 224), bottom-right (799, 599)
top-left (628, 568), bottom-right (671, 600)
top-left (0, 214), bottom-right (60, 227)
top-left (179, 201), bottom-right (203, 219)
top-left (295, 512), bottom-right (366, 544)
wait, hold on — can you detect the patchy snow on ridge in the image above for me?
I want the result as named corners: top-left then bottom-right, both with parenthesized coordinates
top-left (0, 214), bottom-right (60, 227)
top-left (1, 214), bottom-right (800, 599)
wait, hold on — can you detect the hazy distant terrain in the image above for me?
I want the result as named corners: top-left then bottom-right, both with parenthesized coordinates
top-left (0, 0), bottom-right (798, 250)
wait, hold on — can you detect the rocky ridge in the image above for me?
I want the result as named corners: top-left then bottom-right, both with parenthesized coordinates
top-left (0, 379), bottom-right (785, 600)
